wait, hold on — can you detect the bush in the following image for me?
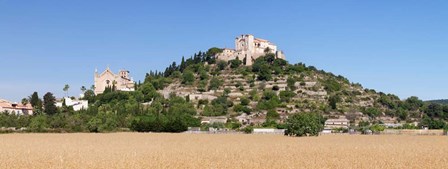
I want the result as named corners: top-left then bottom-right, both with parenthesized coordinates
top-left (279, 90), bottom-right (296, 102)
top-left (229, 59), bottom-right (242, 69)
top-left (217, 60), bottom-right (227, 70)
top-left (240, 97), bottom-right (250, 106)
top-left (364, 107), bottom-right (381, 118)
top-left (29, 115), bottom-right (49, 132)
top-left (242, 126), bottom-right (253, 134)
top-left (87, 117), bottom-right (102, 132)
top-left (328, 95), bottom-right (341, 110)
top-left (182, 71), bottom-right (195, 85)
top-left (209, 77), bottom-right (223, 91)
top-left (370, 124), bottom-right (386, 134)
top-left (233, 104), bottom-right (252, 114)
top-left (267, 110), bottom-right (280, 120)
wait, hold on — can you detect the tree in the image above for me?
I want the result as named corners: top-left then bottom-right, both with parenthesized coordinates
top-left (287, 76), bottom-right (297, 90)
top-left (240, 97), bottom-right (250, 106)
top-left (217, 60), bottom-right (227, 71)
top-left (83, 90), bottom-right (96, 103)
top-left (328, 95), bottom-right (341, 110)
top-left (29, 92), bottom-right (43, 114)
top-left (404, 96), bottom-right (423, 111)
top-left (264, 47), bottom-right (271, 54)
top-left (43, 92), bottom-right (58, 115)
top-left (257, 90), bottom-right (280, 110)
top-left (229, 59), bottom-right (242, 69)
top-left (81, 86), bottom-right (87, 94)
top-left (364, 107), bottom-right (381, 118)
top-left (112, 80), bottom-right (117, 91)
top-left (182, 70), bottom-right (195, 85)
top-left (209, 77), bottom-right (223, 91)
top-left (21, 98), bottom-right (29, 106)
top-left (279, 90), bottom-right (296, 102)
top-left (63, 84), bottom-right (70, 97)
top-left (29, 92), bottom-right (40, 107)
top-left (206, 47), bottom-right (223, 57)
top-left (267, 110), bottom-right (280, 120)
top-left (285, 112), bottom-right (325, 137)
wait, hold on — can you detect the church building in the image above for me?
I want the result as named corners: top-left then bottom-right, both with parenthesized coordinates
top-left (94, 67), bottom-right (135, 95)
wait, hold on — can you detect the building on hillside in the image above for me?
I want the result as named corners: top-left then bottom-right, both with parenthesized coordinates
top-left (216, 34), bottom-right (285, 66)
top-left (253, 128), bottom-right (286, 134)
top-left (201, 116), bottom-right (228, 124)
top-left (55, 97), bottom-right (88, 111)
top-left (324, 118), bottom-right (350, 129)
top-left (0, 99), bottom-right (33, 115)
top-left (94, 67), bottom-right (135, 95)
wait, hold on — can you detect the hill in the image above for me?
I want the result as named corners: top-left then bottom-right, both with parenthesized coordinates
top-left (426, 99), bottom-right (448, 105)
top-left (142, 48), bottom-right (448, 129)
top-left (2, 48), bottom-right (447, 133)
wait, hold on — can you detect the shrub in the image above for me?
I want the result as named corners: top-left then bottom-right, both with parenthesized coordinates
top-left (240, 97), bottom-right (250, 106)
top-left (182, 71), bottom-right (195, 85)
top-left (242, 126), bottom-right (253, 134)
top-left (267, 110), bottom-right (280, 120)
top-left (29, 115), bottom-right (49, 132)
top-left (217, 60), bottom-right (227, 70)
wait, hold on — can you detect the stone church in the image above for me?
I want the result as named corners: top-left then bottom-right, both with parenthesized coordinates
top-left (94, 67), bottom-right (135, 95)
top-left (216, 34), bottom-right (285, 65)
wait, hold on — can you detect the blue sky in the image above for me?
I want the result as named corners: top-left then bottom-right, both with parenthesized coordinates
top-left (1, 0), bottom-right (447, 102)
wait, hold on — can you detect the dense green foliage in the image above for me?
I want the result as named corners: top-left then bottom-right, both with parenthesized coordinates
top-left (426, 99), bottom-right (448, 105)
top-left (43, 92), bottom-right (57, 115)
top-left (285, 112), bottom-right (325, 137)
top-left (2, 48), bottom-right (448, 134)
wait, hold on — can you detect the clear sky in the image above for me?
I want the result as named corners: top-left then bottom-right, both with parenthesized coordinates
top-left (1, 0), bottom-right (447, 102)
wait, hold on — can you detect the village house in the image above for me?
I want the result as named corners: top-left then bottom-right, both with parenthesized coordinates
top-left (94, 67), bottom-right (135, 95)
top-left (0, 99), bottom-right (33, 115)
top-left (236, 113), bottom-right (250, 124)
top-left (55, 97), bottom-right (88, 111)
top-left (216, 34), bottom-right (286, 66)
top-left (253, 128), bottom-right (286, 134)
top-left (201, 116), bottom-right (228, 124)
top-left (324, 117), bottom-right (350, 129)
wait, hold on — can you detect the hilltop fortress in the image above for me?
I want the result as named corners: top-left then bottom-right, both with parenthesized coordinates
top-left (216, 34), bottom-right (285, 65)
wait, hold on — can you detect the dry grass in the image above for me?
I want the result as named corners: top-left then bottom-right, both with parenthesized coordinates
top-left (0, 133), bottom-right (447, 169)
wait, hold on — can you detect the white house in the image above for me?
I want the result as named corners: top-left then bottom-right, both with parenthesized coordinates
top-left (324, 118), bottom-right (350, 129)
top-left (0, 99), bottom-right (33, 115)
top-left (56, 97), bottom-right (88, 111)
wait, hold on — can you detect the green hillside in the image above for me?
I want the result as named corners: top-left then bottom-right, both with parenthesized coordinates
top-left (426, 99), bottom-right (448, 105)
top-left (2, 47), bottom-right (448, 133)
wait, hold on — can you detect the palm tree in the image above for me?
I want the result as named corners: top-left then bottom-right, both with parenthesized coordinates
top-left (63, 84), bottom-right (70, 97)
top-left (80, 86), bottom-right (87, 93)
top-left (21, 98), bottom-right (29, 105)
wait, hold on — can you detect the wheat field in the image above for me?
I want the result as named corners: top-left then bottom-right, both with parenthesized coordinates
top-left (0, 133), bottom-right (447, 169)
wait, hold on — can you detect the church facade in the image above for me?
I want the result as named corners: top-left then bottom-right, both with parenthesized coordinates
top-left (94, 67), bottom-right (135, 95)
top-left (216, 34), bottom-right (285, 65)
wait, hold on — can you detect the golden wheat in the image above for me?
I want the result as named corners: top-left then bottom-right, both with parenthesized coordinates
top-left (0, 133), bottom-right (447, 169)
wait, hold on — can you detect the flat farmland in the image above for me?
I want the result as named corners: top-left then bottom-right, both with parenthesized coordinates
top-left (0, 133), bottom-right (447, 169)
